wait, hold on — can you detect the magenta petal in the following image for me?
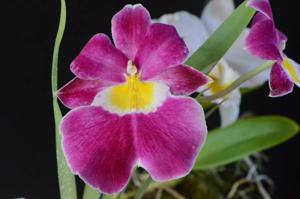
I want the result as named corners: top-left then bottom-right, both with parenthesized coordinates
top-left (70, 34), bottom-right (128, 82)
top-left (276, 30), bottom-right (288, 44)
top-left (112, 4), bottom-right (151, 59)
top-left (136, 97), bottom-right (207, 181)
top-left (251, 14), bottom-right (287, 50)
top-left (57, 78), bottom-right (112, 109)
top-left (269, 63), bottom-right (294, 97)
top-left (248, 0), bottom-right (273, 19)
top-left (246, 19), bottom-right (282, 61)
top-left (252, 12), bottom-right (269, 25)
top-left (135, 23), bottom-right (189, 79)
top-left (60, 106), bottom-right (136, 194)
top-left (149, 64), bottom-right (211, 95)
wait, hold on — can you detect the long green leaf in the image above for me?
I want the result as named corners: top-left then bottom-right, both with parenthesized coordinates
top-left (194, 116), bottom-right (299, 170)
top-left (51, 0), bottom-right (77, 198)
top-left (185, 0), bottom-right (255, 73)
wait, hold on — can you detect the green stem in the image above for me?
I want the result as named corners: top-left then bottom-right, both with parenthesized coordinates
top-left (83, 185), bottom-right (100, 199)
top-left (102, 194), bottom-right (115, 199)
top-left (196, 61), bottom-right (274, 103)
top-left (115, 193), bottom-right (122, 199)
top-left (134, 176), bottom-right (153, 199)
top-left (205, 98), bottom-right (227, 119)
top-left (51, 0), bottom-right (77, 198)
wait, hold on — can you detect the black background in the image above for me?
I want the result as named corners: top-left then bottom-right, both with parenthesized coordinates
top-left (1, 0), bottom-right (299, 198)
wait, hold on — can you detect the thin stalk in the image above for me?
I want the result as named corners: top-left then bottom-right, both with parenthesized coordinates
top-left (163, 187), bottom-right (185, 199)
top-left (115, 193), bottom-right (123, 199)
top-left (123, 179), bottom-right (180, 198)
top-left (134, 176), bottom-right (153, 199)
top-left (196, 61), bottom-right (274, 103)
top-left (155, 188), bottom-right (163, 199)
top-left (205, 98), bottom-right (227, 119)
top-left (83, 185), bottom-right (100, 199)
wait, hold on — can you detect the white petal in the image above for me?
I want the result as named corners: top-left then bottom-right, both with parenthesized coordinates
top-left (157, 11), bottom-right (209, 56)
top-left (209, 59), bottom-right (239, 85)
top-left (219, 89), bottom-right (241, 128)
top-left (201, 0), bottom-right (235, 34)
top-left (224, 29), bottom-right (268, 88)
top-left (201, 0), bottom-right (268, 88)
top-left (200, 59), bottom-right (240, 104)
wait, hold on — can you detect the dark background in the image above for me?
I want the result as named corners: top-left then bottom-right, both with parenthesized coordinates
top-left (1, 0), bottom-right (299, 198)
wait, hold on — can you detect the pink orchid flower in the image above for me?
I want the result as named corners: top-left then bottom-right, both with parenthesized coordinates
top-left (57, 4), bottom-right (211, 194)
top-left (246, 0), bottom-right (300, 97)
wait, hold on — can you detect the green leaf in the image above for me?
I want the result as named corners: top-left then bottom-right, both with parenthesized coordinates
top-left (83, 185), bottom-right (100, 199)
top-left (51, 0), bottom-right (77, 198)
top-left (185, 1), bottom-right (255, 73)
top-left (54, 101), bottom-right (77, 199)
top-left (194, 116), bottom-right (299, 170)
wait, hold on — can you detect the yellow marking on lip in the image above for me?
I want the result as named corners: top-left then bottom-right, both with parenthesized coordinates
top-left (282, 59), bottom-right (300, 84)
top-left (93, 60), bottom-right (169, 115)
top-left (109, 74), bottom-right (155, 112)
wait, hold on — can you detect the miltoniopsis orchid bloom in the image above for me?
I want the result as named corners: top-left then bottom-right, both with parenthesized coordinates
top-left (246, 0), bottom-right (300, 97)
top-left (158, 0), bottom-right (265, 127)
top-left (57, 4), bottom-right (211, 194)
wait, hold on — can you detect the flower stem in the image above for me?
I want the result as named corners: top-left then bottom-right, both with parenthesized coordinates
top-left (205, 98), bottom-right (227, 119)
top-left (115, 193), bottom-right (122, 199)
top-left (196, 61), bottom-right (274, 103)
top-left (134, 176), bottom-right (153, 199)
top-left (83, 185), bottom-right (100, 199)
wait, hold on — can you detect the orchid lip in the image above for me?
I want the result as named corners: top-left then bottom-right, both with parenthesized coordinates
top-left (91, 74), bottom-right (170, 116)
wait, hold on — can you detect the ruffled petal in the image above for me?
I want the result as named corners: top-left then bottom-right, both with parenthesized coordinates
top-left (282, 58), bottom-right (300, 87)
top-left (219, 90), bottom-right (241, 128)
top-left (112, 4), bottom-right (151, 59)
top-left (70, 34), bottom-right (128, 82)
top-left (57, 78), bottom-right (112, 109)
top-left (247, 0), bottom-right (273, 20)
top-left (201, 0), bottom-right (235, 34)
top-left (277, 30), bottom-right (288, 44)
top-left (269, 62), bottom-right (294, 97)
top-left (60, 106), bottom-right (137, 194)
top-left (224, 29), bottom-right (267, 87)
top-left (157, 11), bottom-right (209, 56)
top-left (246, 19), bottom-right (283, 61)
top-left (134, 23), bottom-right (189, 79)
top-left (252, 12), bottom-right (269, 25)
top-left (149, 64), bottom-right (211, 95)
top-left (135, 97), bottom-right (207, 181)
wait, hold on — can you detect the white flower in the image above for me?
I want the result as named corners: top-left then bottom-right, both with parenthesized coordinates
top-left (157, 0), bottom-right (269, 127)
